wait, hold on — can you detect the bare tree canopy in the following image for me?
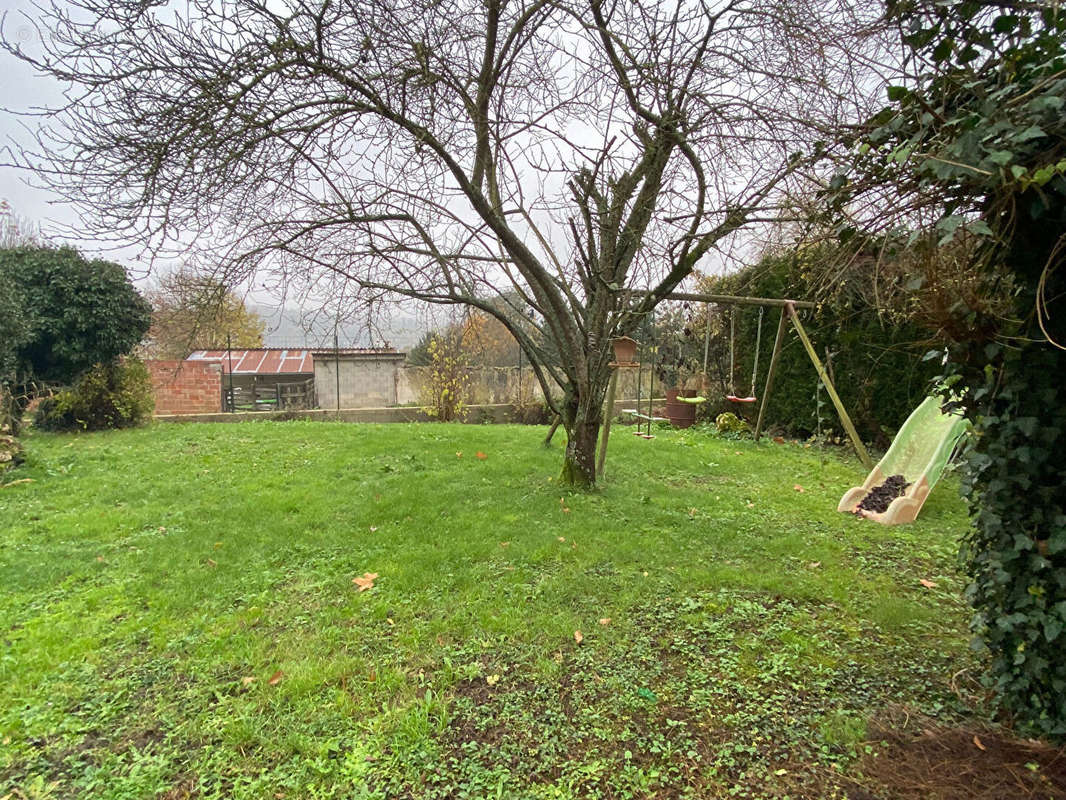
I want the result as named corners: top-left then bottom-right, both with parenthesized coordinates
top-left (5, 0), bottom-right (881, 484)
top-left (145, 268), bottom-right (266, 360)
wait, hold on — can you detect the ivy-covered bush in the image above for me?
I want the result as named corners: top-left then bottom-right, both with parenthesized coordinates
top-left (957, 346), bottom-right (1066, 736)
top-left (34, 358), bottom-right (154, 432)
top-left (835, 0), bottom-right (1066, 736)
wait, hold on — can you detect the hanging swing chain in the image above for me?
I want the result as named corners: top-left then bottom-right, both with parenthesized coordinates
top-left (728, 310), bottom-right (736, 396)
top-left (750, 306), bottom-right (764, 397)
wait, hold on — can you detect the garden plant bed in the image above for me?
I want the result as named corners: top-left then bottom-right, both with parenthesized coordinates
top-left (1, 422), bottom-right (1060, 798)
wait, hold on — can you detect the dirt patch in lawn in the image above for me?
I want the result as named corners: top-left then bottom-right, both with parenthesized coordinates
top-left (844, 709), bottom-right (1066, 800)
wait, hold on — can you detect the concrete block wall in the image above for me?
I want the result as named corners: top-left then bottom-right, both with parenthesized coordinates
top-left (313, 356), bottom-right (404, 409)
top-left (147, 360), bottom-right (223, 415)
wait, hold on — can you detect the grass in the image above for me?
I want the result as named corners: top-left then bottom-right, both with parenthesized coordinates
top-left (0, 420), bottom-right (978, 799)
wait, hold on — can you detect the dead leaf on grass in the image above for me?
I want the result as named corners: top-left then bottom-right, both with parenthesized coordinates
top-left (573, 630), bottom-right (583, 644)
top-left (973, 734), bottom-right (986, 751)
top-left (559, 497), bottom-right (571, 513)
top-left (920, 578), bottom-right (938, 589)
top-left (267, 670), bottom-right (283, 686)
top-left (793, 484), bottom-right (805, 493)
top-left (557, 536), bottom-right (566, 542)
top-left (808, 561), bottom-right (821, 569)
top-left (369, 526), bottom-right (378, 532)
top-left (773, 436), bottom-right (785, 444)
top-left (241, 676), bottom-right (256, 686)
top-left (206, 558), bottom-right (218, 567)
top-left (598, 618), bottom-right (611, 626)
top-left (0, 478), bottom-right (34, 488)
top-left (95, 555), bottom-right (106, 563)
top-left (353, 572), bottom-right (380, 591)
top-left (476, 451), bottom-right (487, 460)
top-left (456, 451), bottom-right (463, 458)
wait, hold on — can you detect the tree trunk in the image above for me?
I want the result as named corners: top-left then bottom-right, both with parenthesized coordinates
top-left (560, 416), bottom-right (601, 489)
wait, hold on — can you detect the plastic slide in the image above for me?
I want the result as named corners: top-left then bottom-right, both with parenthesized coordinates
top-left (837, 395), bottom-right (970, 525)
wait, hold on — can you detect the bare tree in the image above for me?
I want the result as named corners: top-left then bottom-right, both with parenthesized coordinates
top-left (5, 0), bottom-right (879, 485)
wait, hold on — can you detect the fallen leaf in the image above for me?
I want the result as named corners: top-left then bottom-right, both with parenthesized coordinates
top-left (158, 526), bottom-right (167, 533)
top-left (774, 768), bottom-right (789, 776)
top-left (793, 484), bottom-right (805, 493)
top-left (499, 541), bottom-right (510, 547)
top-left (241, 676), bottom-right (256, 686)
top-left (973, 734), bottom-right (986, 751)
top-left (267, 670), bottom-right (283, 686)
top-left (773, 436), bottom-right (785, 444)
top-left (386, 618), bottom-right (394, 626)
top-left (95, 555), bottom-right (105, 563)
top-left (598, 617), bottom-right (611, 626)
top-left (688, 507), bottom-right (697, 518)
top-left (214, 541), bottom-right (222, 549)
top-left (559, 497), bottom-right (571, 513)
top-left (808, 561), bottom-right (821, 569)
top-left (920, 578), bottom-right (938, 589)
top-left (456, 451), bottom-right (462, 458)
top-left (558, 536), bottom-right (566, 542)
top-left (353, 572), bottom-right (380, 591)
top-left (746, 501), bottom-right (755, 508)
top-left (368, 670), bottom-right (376, 682)
top-left (735, 450), bottom-right (742, 455)
top-left (573, 630), bottom-right (583, 644)
top-left (476, 451), bottom-right (487, 460)
top-left (369, 526), bottom-right (378, 532)
top-left (206, 558), bottom-right (218, 567)
top-left (486, 674), bottom-right (500, 686)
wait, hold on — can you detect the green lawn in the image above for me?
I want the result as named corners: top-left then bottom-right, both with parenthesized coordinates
top-left (1, 421), bottom-right (977, 799)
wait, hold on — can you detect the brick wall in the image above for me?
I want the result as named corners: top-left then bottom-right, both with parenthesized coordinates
top-left (147, 360), bottom-right (223, 415)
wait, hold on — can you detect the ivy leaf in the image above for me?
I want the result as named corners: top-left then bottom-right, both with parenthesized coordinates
top-left (992, 14), bottom-right (1018, 33)
top-left (932, 38), bottom-right (954, 61)
top-left (886, 85), bottom-right (909, 102)
top-left (1015, 125), bottom-right (1046, 142)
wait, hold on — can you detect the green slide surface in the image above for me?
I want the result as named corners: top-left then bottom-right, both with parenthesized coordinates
top-left (838, 395), bottom-right (970, 524)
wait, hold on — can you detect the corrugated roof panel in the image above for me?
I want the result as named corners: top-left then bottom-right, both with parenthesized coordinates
top-left (184, 348), bottom-right (393, 375)
top-left (259, 350), bottom-right (283, 374)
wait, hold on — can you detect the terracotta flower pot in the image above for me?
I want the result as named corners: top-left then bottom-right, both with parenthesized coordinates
top-left (611, 336), bottom-right (639, 364)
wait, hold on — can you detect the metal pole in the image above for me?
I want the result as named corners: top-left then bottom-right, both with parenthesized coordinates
top-left (334, 331), bottom-right (341, 416)
top-left (227, 333), bottom-right (234, 412)
top-left (754, 308), bottom-right (788, 441)
top-left (662, 291), bottom-right (816, 310)
top-left (702, 303), bottom-right (712, 377)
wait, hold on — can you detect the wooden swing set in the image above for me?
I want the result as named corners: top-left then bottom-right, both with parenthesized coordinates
top-left (596, 291), bottom-right (874, 477)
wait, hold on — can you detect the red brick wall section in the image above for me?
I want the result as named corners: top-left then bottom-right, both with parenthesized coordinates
top-left (147, 360), bottom-right (223, 415)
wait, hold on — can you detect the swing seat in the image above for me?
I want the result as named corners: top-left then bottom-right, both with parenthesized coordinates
top-left (726, 394), bottom-right (757, 404)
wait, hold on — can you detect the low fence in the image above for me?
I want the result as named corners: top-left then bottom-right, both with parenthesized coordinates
top-left (154, 398), bottom-right (665, 426)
